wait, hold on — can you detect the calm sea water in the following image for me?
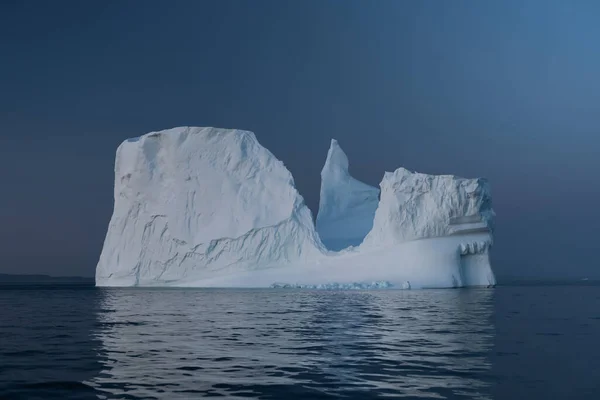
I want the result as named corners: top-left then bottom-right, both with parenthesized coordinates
top-left (1, 285), bottom-right (599, 399)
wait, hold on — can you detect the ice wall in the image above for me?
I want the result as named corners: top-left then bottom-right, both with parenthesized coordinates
top-left (363, 168), bottom-right (494, 247)
top-left (96, 127), bottom-right (324, 286)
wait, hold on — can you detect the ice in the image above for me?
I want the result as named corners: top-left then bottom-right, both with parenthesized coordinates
top-left (95, 127), bottom-right (324, 286)
top-left (316, 140), bottom-right (379, 251)
top-left (182, 234), bottom-right (495, 289)
top-left (270, 281), bottom-right (395, 290)
top-left (96, 127), bottom-right (496, 288)
top-left (363, 168), bottom-right (494, 247)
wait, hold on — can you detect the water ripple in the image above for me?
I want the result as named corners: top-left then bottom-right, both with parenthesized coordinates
top-left (2, 285), bottom-right (600, 399)
top-left (78, 289), bottom-right (496, 399)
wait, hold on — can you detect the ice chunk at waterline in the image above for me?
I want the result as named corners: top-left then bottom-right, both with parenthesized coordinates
top-left (270, 281), bottom-right (394, 290)
top-left (96, 127), bottom-right (496, 288)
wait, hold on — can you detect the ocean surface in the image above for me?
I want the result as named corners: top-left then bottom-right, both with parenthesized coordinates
top-left (1, 284), bottom-right (599, 399)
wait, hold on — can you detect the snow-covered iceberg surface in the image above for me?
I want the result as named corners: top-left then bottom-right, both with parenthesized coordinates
top-left (95, 127), bottom-right (324, 287)
top-left (96, 127), bottom-right (496, 288)
top-left (316, 140), bottom-right (379, 251)
top-left (363, 168), bottom-right (494, 247)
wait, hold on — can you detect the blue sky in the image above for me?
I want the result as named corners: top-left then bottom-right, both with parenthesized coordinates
top-left (1, 0), bottom-right (598, 278)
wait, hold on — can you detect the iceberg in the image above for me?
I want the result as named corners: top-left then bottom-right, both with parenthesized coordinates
top-left (96, 127), bottom-right (496, 288)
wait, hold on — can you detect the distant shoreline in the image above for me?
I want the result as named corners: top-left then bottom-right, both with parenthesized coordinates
top-left (0, 273), bottom-right (94, 284)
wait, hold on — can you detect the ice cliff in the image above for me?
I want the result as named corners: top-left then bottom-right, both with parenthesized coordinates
top-left (363, 168), bottom-right (494, 247)
top-left (316, 140), bottom-right (379, 250)
top-left (96, 127), bottom-right (496, 288)
top-left (95, 127), bottom-right (324, 286)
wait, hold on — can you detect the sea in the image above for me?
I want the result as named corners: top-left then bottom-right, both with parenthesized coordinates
top-left (1, 283), bottom-right (599, 399)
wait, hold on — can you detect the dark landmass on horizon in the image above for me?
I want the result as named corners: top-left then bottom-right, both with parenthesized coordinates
top-left (499, 277), bottom-right (600, 287)
top-left (0, 273), bottom-right (94, 284)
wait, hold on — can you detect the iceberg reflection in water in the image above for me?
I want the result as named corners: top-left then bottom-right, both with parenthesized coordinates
top-left (87, 288), bottom-right (494, 399)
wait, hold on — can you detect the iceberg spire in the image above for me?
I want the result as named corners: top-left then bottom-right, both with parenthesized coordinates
top-left (316, 139), bottom-right (380, 251)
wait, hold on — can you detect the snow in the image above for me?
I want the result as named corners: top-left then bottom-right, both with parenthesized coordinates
top-left (316, 140), bottom-right (379, 251)
top-left (96, 127), bottom-right (496, 288)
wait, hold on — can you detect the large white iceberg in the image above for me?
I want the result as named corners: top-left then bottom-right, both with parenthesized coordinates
top-left (96, 127), bottom-right (496, 288)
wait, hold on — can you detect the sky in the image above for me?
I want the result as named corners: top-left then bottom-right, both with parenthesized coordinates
top-left (1, 0), bottom-right (599, 279)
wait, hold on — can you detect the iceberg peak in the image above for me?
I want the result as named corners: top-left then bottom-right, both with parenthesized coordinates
top-left (96, 127), bottom-right (324, 287)
top-left (316, 139), bottom-right (380, 251)
top-left (323, 139), bottom-right (350, 178)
